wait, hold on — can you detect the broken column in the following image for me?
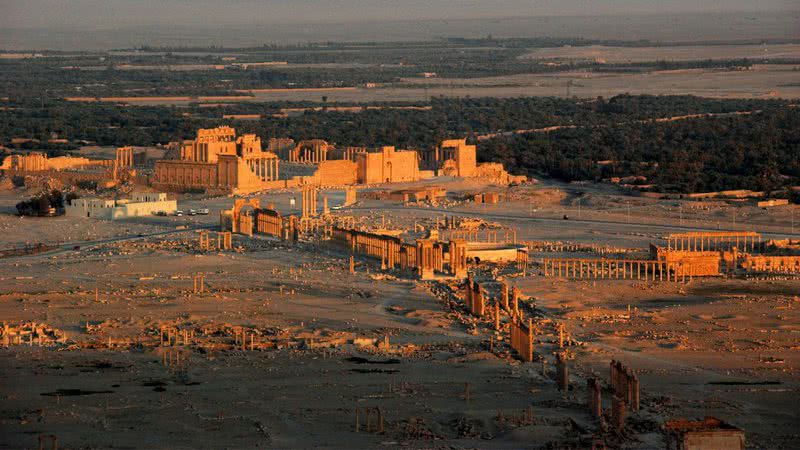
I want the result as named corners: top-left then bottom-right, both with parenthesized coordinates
top-left (511, 286), bottom-right (519, 318)
top-left (611, 395), bottom-right (626, 431)
top-left (627, 370), bottom-right (640, 411)
top-left (449, 239), bottom-right (468, 278)
top-left (416, 239), bottom-right (435, 280)
top-left (588, 377), bottom-right (602, 418)
top-left (556, 352), bottom-right (569, 391)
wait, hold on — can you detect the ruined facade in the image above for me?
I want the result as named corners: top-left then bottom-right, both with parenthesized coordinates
top-left (420, 139), bottom-right (525, 184)
top-left (421, 139), bottom-right (476, 177)
top-left (153, 127), bottom-right (281, 194)
top-left (741, 255), bottom-right (800, 273)
top-left (289, 139), bottom-right (332, 164)
top-left (267, 137), bottom-right (296, 159)
top-left (2, 152), bottom-right (48, 171)
top-left (1, 152), bottom-right (113, 172)
top-left (355, 146), bottom-right (420, 184)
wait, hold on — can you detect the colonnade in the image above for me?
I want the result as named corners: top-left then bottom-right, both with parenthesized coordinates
top-left (610, 360), bottom-right (640, 411)
top-left (465, 277), bottom-right (484, 317)
top-left (331, 227), bottom-right (406, 270)
top-left (666, 232), bottom-right (761, 252)
top-left (742, 255), bottom-right (800, 273)
top-left (444, 228), bottom-right (517, 244)
top-left (510, 318), bottom-right (534, 362)
top-left (290, 142), bottom-right (329, 163)
top-left (13, 153), bottom-right (48, 171)
top-left (116, 147), bottom-right (134, 167)
top-left (524, 241), bottom-right (624, 255)
top-left (255, 209), bottom-right (283, 237)
top-left (416, 239), bottom-right (443, 279)
top-left (449, 240), bottom-right (468, 278)
top-left (247, 156), bottom-right (279, 181)
top-left (198, 231), bottom-right (232, 250)
top-left (517, 249), bottom-right (528, 273)
top-left (542, 258), bottom-right (683, 282)
top-left (301, 186), bottom-right (318, 218)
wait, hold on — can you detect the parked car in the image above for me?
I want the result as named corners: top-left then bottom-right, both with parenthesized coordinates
top-left (198, 208), bottom-right (210, 215)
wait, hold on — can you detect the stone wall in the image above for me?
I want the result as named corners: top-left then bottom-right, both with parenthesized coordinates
top-left (314, 160), bottom-right (358, 186)
top-left (356, 146), bottom-right (420, 184)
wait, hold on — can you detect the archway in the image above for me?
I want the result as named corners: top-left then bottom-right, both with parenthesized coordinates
top-left (232, 198), bottom-right (260, 234)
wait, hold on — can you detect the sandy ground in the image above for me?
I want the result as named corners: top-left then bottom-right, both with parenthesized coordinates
top-left (1, 178), bottom-right (799, 448)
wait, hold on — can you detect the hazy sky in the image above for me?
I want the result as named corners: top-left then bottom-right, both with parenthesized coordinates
top-left (1, 0), bottom-right (797, 29)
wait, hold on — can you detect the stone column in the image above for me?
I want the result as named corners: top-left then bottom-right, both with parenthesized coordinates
top-left (588, 378), bottom-right (602, 418)
top-left (556, 352), bottom-right (568, 391)
top-left (512, 286), bottom-right (519, 318)
top-left (628, 372), bottom-right (640, 411)
top-left (612, 395), bottom-right (626, 431)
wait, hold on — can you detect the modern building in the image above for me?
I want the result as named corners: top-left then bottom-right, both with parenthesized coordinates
top-left (65, 192), bottom-right (176, 220)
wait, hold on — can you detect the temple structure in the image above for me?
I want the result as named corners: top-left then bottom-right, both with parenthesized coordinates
top-left (1, 152), bottom-right (114, 172)
top-left (355, 146), bottom-right (420, 184)
top-left (289, 140), bottom-right (332, 164)
top-left (153, 127), bottom-right (280, 194)
top-left (421, 139), bottom-right (525, 184)
top-left (145, 128), bottom-right (524, 192)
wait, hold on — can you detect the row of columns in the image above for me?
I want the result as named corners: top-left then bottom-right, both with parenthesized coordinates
top-left (192, 274), bottom-right (205, 294)
top-left (291, 144), bottom-right (328, 163)
top-left (449, 240), bottom-right (468, 278)
top-left (543, 258), bottom-right (671, 281)
top-left (465, 277), bottom-right (484, 317)
top-left (610, 360), bottom-right (640, 412)
top-left (342, 147), bottom-right (367, 161)
top-left (16, 153), bottom-right (48, 171)
top-left (445, 228), bottom-right (517, 244)
top-left (416, 239), bottom-right (440, 279)
top-left (525, 241), bottom-right (618, 254)
top-left (301, 186), bottom-right (318, 218)
top-left (116, 147), bottom-right (134, 168)
top-left (248, 156), bottom-right (279, 181)
top-left (667, 232), bottom-right (761, 252)
top-left (334, 228), bottom-right (449, 279)
top-left (256, 210), bottom-right (282, 237)
top-left (517, 249), bottom-right (528, 275)
top-left (743, 255), bottom-right (800, 273)
top-left (510, 317), bottom-right (534, 362)
top-left (198, 231), bottom-right (232, 250)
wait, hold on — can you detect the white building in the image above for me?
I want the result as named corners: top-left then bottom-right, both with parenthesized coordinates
top-left (65, 192), bottom-right (177, 220)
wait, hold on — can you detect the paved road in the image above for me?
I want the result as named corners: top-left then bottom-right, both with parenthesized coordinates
top-left (349, 205), bottom-right (799, 239)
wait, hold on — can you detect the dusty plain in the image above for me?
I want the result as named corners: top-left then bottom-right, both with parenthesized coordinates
top-left (1, 178), bottom-right (799, 448)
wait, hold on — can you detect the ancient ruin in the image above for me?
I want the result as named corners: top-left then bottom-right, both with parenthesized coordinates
top-left (4, 129), bottom-right (798, 450)
top-left (153, 127), bottom-right (281, 194)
